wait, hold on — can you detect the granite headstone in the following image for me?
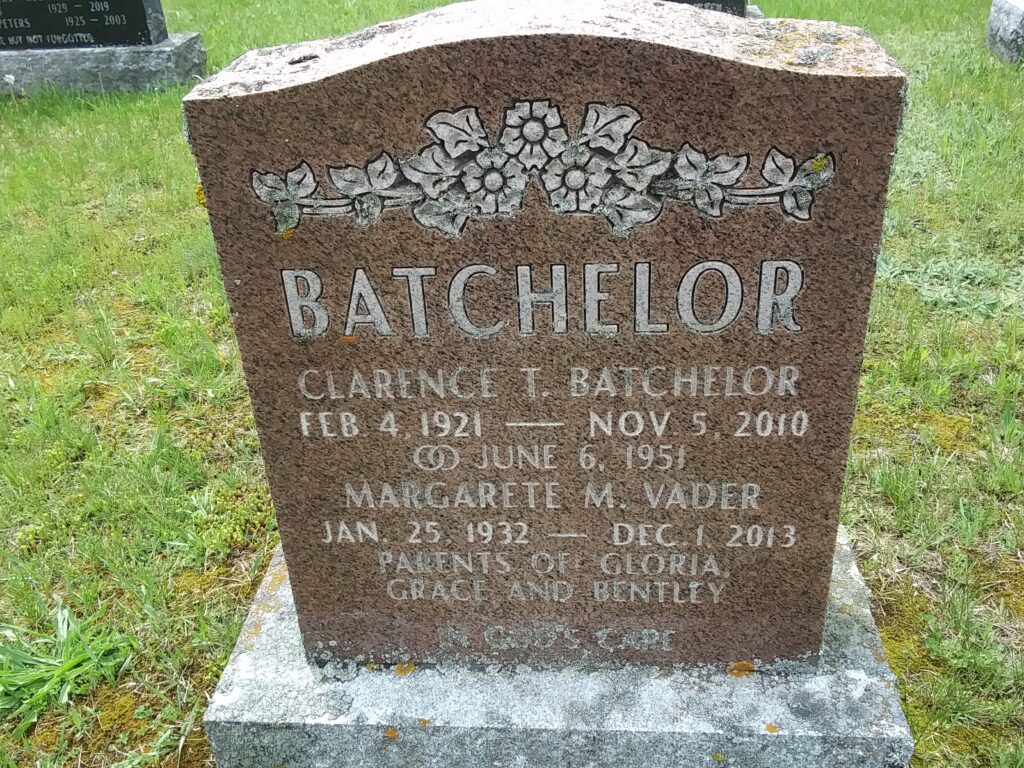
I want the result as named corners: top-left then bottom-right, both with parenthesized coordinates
top-left (0, 0), bottom-right (203, 95)
top-left (0, 0), bottom-right (167, 49)
top-left (989, 0), bottom-right (1024, 63)
top-left (672, 1), bottom-right (747, 17)
top-left (186, 0), bottom-right (905, 670)
top-left (188, 3), bottom-right (914, 766)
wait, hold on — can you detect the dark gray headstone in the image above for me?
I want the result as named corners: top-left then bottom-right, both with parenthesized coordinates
top-left (0, 0), bottom-right (168, 49)
top-left (0, 0), bottom-right (202, 95)
top-left (669, 0), bottom-right (747, 16)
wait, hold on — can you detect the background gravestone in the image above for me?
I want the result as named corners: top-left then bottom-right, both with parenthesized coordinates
top-left (0, 0), bottom-right (204, 95)
top-left (0, 0), bottom-right (167, 49)
top-left (989, 0), bottom-right (1024, 62)
top-left (187, 1), bottom-right (913, 765)
top-left (673, 0), bottom-right (748, 16)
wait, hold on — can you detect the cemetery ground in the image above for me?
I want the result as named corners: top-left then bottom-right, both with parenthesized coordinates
top-left (0, 0), bottom-right (1020, 765)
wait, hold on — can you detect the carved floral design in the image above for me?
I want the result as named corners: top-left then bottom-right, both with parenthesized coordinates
top-left (499, 100), bottom-right (569, 170)
top-left (541, 144), bottom-right (612, 213)
top-left (251, 101), bottom-right (836, 238)
top-left (461, 148), bottom-right (528, 216)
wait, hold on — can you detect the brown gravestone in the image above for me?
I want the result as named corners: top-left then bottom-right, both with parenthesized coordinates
top-left (185, 0), bottom-right (905, 667)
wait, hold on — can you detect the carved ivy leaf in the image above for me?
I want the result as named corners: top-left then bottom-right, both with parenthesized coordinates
top-left (328, 165), bottom-right (372, 197)
top-left (272, 202), bottom-right (300, 233)
top-left (402, 145), bottom-right (461, 198)
top-left (708, 154), bottom-right (748, 186)
top-left (250, 105), bottom-right (835, 236)
top-left (781, 189), bottom-right (814, 221)
top-left (366, 152), bottom-right (399, 191)
top-left (252, 171), bottom-right (291, 204)
top-left (412, 193), bottom-right (473, 237)
top-left (674, 146), bottom-right (748, 188)
top-left (285, 162), bottom-right (317, 199)
top-left (793, 153), bottom-right (836, 191)
top-left (673, 144), bottom-right (709, 182)
top-left (761, 148), bottom-right (796, 186)
top-left (362, 152), bottom-right (422, 204)
top-left (694, 185), bottom-right (727, 217)
top-left (610, 139), bottom-right (672, 192)
top-left (601, 185), bottom-right (663, 237)
top-left (580, 104), bottom-right (641, 154)
top-left (425, 108), bottom-right (489, 158)
top-left (329, 154), bottom-right (411, 200)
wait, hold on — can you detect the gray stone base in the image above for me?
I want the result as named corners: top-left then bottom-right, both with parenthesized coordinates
top-left (989, 0), bottom-right (1024, 63)
top-left (0, 33), bottom-right (205, 96)
top-left (205, 532), bottom-right (913, 768)
top-left (747, 4), bottom-right (765, 18)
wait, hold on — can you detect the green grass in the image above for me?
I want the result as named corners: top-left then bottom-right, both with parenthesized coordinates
top-left (1, 598), bottom-right (135, 739)
top-left (0, 0), bottom-right (1022, 765)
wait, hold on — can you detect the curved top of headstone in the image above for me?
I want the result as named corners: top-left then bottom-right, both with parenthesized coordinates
top-left (185, 0), bottom-right (903, 101)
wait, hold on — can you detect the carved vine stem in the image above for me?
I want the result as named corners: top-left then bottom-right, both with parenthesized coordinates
top-left (251, 101), bottom-right (836, 238)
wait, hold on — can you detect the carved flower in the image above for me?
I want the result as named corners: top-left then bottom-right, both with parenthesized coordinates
top-left (461, 148), bottom-right (528, 216)
top-left (673, 144), bottom-right (749, 217)
top-left (251, 103), bottom-right (835, 238)
top-left (541, 145), bottom-right (612, 213)
top-left (499, 100), bottom-right (569, 170)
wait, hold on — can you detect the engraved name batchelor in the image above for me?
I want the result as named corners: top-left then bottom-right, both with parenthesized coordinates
top-left (279, 260), bottom-right (805, 339)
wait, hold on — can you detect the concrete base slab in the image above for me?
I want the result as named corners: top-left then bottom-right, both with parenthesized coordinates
top-left (989, 0), bottom-right (1024, 63)
top-left (205, 532), bottom-right (913, 768)
top-left (0, 33), bottom-right (205, 96)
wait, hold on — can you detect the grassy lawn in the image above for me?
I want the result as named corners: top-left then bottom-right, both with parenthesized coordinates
top-left (1, 0), bottom-right (1021, 765)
